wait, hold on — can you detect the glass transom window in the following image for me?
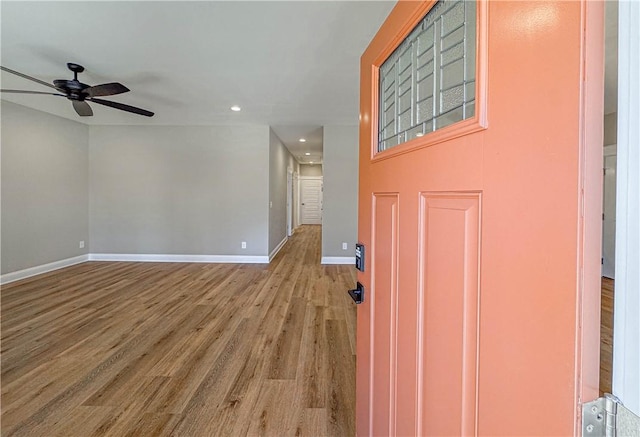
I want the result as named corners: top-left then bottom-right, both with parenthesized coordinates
top-left (378, 0), bottom-right (476, 152)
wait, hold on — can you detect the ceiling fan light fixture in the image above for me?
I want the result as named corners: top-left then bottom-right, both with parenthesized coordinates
top-left (305, 152), bottom-right (311, 156)
top-left (299, 138), bottom-right (306, 142)
top-left (230, 105), bottom-right (241, 112)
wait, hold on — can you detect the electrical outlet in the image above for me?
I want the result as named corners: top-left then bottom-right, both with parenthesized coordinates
top-left (241, 242), bottom-right (247, 249)
top-left (79, 241), bottom-right (85, 249)
top-left (342, 242), bottom-right (348, 250)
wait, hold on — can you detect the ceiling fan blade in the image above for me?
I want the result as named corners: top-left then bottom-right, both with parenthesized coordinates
top-left (1, 66), bottom-right (57, 90)
top-left (1, 89), bottom-right (65, 96)
top-left (89, 98), bottom-right (154, 117)
top-left (72, 100), bottom-right (93, 117)
top-left (86, 82), bottom-right (130, 97)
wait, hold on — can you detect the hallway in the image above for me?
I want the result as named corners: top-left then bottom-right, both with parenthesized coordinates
top-left (1, 225), bottom-right (357, 436)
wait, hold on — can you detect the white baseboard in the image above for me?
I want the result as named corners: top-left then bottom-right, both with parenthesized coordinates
top-left (88, 253), bottom-right (270, 264)
top-left (269, 237), bottom-right (288, 261)
top-left (2, 250), bottom-right (286, 285)
top-left (1, 254), bottom-right (89, 285)
top-left (321, 256), bottom-right (356, 265)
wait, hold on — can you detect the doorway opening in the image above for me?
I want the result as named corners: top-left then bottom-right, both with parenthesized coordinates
top-left (599, 0), bottom-right (617, 397)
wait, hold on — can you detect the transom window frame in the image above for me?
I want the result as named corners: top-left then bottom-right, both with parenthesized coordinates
top-left (370, 0), bottom-right (488, 162)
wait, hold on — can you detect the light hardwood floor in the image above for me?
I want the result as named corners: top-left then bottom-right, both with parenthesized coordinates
top-left (600, 277), bottom-right (614, 396)
top-left (1, 225), bottom-right (357, 436)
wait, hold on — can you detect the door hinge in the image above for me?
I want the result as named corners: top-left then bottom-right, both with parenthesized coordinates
top-left (583, 393), bottom-right (640, 436)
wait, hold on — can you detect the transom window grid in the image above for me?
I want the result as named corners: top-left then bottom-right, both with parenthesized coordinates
top-left (378, 0), bottom-right (476, 152)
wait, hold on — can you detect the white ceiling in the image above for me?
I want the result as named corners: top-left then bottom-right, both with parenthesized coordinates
top-left (271, 125), bottom-right (324, 164)
top-left (0, 1), bottom-right (395, 164)
top-left (1, 1), bottom-right (619, 164)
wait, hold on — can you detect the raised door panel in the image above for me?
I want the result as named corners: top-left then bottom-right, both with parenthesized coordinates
top-left (418, 193), bottom-right (480, 436)
top-left (370, 193), bottom-right (399, 436)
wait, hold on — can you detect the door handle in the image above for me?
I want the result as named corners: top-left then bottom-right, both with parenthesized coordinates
top-left (348, 282), bottom-right (365, 304)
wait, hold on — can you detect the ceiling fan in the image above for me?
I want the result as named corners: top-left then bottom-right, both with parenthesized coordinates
top-left (0, 63), bottom-right (154, 117)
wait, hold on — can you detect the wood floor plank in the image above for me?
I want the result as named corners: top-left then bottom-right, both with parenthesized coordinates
top-left (118, 413), bottom-right (181, 437)
top-left (600, 277), bottom-right (614, 396)
top-left (326, 319), bottom-right (356, 437)
top-left (298, 305), bottom-right (327, 409)
top-left (296, 408), bottom-right (328, 437)
top-left (142, 305), bottom-right (250, 414)
top-left (52, 405), bottom-right (114, 437)
top-left (207, 327), bottom-right (272, 436)
top-left (4, 313), bottom-right (197, 436)
top-left (245, 380), bottom-right (303, 437)
top-left (267, 296), bottom-right (306, 380)
top-left (1, 357), bottom-right (90, 430)
top-left (168, 319), bottom-right (253, 436)
top-left (89, 376), bottom-right (172, 437)
top-left (82, 304), bottom-right (218, 407)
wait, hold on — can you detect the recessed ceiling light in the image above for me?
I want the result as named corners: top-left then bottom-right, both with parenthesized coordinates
top-left (299, 138), bottom-right (306, 142)
top-left (309, 161), bottom-right (314, 164)
top-left (305, 152), bottom-right (311, 156)
top-left (230, 105), bottom-right (241, 112)
top-left (415, 132), bottom-right (424, 137)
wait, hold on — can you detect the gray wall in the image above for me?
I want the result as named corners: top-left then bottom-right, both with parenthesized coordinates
top-left (1, 101), bottom-right (89, 274)
top-left (321, 125), bottom-right (358, 259)
top-left (90, 125), bottom-right (270, 256)
top-left (268, 129), bottom-right (297, 255)
top-left (604, 112), bottom-right (617, 145)
top-left (300, 164), bottom-right (323, 177)
top-left (1, 103), bottom-right (310, 273)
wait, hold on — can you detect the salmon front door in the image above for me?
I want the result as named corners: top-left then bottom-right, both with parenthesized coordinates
top-left (356, 0), bottom-right (604, 435)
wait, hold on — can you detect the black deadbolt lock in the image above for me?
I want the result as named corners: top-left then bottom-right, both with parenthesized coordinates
top-left (355, 243), bottom-right (365, 272)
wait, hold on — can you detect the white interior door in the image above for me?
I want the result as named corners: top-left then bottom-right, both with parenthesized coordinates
top-left (300, 178), bottom-right (322, 225)
top-left (602, 146), bottom-right (616, 279)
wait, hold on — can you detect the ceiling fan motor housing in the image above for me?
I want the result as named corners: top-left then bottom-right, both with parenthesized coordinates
top-left (54, 64), bottom-right (90, 100)
top-left (53, 79), bottom-right (90, 100)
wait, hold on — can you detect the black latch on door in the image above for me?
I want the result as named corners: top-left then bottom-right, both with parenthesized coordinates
top-left (348, 282), bottom-right (365, 304)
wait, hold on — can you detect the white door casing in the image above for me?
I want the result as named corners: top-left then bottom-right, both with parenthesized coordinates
top-left (293, 172), bottom-right (300, 229)
top-left (287, 169), bottom-right (293, 236)
top-left (613, 0), bottom-right (640, 416)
